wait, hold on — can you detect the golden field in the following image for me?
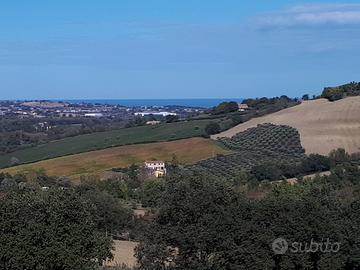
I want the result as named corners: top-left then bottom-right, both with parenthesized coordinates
top-left (0, 137), bottom-right (234, 180)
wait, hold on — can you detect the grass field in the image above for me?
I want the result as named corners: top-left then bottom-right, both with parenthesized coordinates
top-left (0, 137), bottom-right (234, 179)
top-left (0, 120), bottom-right (213, 169)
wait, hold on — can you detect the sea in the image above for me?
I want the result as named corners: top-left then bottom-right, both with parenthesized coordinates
top-left (57, 99), bottom-right (244, 108)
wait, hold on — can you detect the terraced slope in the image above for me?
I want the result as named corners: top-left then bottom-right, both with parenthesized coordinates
top-left (212, 97), bottom-right (360, 156)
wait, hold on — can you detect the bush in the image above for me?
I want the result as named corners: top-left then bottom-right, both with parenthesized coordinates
top-left (205, 122), bottom-right (221, 135)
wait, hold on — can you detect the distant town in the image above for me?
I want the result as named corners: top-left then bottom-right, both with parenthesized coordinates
top-left (0, 100), bottom-right (205, 120)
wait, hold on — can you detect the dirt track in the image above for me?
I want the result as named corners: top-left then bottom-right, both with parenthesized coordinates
top-left (105, 240), bottom-right (138, 267)
top-left (212, 97), bottom-right (360, 156)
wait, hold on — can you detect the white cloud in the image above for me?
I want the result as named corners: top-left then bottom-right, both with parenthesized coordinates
top-left (253, 4), bottom-right (360, 26)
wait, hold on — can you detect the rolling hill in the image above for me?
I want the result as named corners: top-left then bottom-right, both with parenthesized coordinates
top-left (0, 137), bottom-right (234, 180)
top-left (0, 120), bottom-right (214, 169)
top-left (212, 97), bottom-right (360, 156)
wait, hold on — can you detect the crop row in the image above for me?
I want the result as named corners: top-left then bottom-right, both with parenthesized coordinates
top-left (218, 123), bottom-right (305, 155)
top-left (185, 151), bottom-right (305, 178)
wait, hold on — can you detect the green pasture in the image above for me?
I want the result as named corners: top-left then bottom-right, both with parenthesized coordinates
top-left (0, 120), bottom-right (213, 168)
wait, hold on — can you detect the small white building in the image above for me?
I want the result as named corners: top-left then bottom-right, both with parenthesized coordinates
top-left (135, 112), bottom-right (177, 117)
top-left (85, 113), bottom-right (103, 117)
top-left (238, 104), bottom-right (248, 111)
top-left (146, 120), bottom-right (161, 125)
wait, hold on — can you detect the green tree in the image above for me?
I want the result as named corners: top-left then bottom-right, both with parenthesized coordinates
top-left (34, 168), bottom-right (57, 187)
top-left (78, 189), bottom-right (133, 238)
top-left (231, 114), bottom-right (243, 126)
top-left (56, 175), bottom-right (71, 187)
top-left (204, 121), bottom-right (221, 135)
top-left (229, 101), bottom-right (239, 112)
top-left (212, 101), bottom-right (238, 115)
top-left (0, 187), bottom-right (113, 270)
top-left (302, 94), bottom-right (309, 100)
top-left (135, 172), bottom-right (246, 269)
top-left (330, 148), bottom-right (351, 164)
top-left (140, 178), bottom-right (165, 207)
top-left (165, 115), bottom-right (179, 123)
top-left (322, 87), bottom-right (344, 101)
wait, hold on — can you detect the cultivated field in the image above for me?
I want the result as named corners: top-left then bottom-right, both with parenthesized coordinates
top-left (0, 120), bottom-right (214, 168)
top-left (0, 137), bottom-right (234, 179)
top-left (212, 97), bottom-right (360, 156)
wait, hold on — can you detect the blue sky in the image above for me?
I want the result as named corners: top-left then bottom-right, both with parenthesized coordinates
top-left (1, 1), bottom-right (359, 100)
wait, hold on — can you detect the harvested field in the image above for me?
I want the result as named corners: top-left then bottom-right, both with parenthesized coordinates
top-left (212, 97), bottom-right (360, 156)
top-left (1, 137), bottom-right (234, 179)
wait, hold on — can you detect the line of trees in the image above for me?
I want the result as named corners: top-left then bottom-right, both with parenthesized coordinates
top-left (322, 81), bottom-right (360, 101)
top-left (135, 170), bottom-right (360, 269)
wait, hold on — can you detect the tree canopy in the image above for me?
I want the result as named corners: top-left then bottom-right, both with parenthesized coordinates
top-left (135, 171), bottom-right (360, 269)
top-left (0, 187), bottom-right (114, 270)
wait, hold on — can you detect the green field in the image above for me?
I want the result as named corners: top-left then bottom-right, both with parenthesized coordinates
top-left (0, 120), bottom-right (213, 168)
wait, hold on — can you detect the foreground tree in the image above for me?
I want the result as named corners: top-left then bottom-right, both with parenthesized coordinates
top-left (0, 187), bottom-right (113, 270)
top-left (135, 172), bottom-right (359, 269)
top-left (135, 172), bottom-right (247, 269)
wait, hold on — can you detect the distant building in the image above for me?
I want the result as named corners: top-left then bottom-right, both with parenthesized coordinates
top-left (238, 104), bottom-right (248, 111)
top-left (145, 160), bottom-right (166, 177)
top-left (134, 112), bottom-right (177, 117)
top-left (146, 120), bottom-right (161, 125)
top-left (85, 113), bottom-right (103, 117)
top-left (238, 104), bottom-right (248, 109)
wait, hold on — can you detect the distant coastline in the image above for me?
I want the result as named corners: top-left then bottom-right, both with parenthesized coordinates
top-left (55, 99), bottom-right (244, 108)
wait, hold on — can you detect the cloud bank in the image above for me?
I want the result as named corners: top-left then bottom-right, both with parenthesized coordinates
top-left (253, 4), bottom-right (360, 26)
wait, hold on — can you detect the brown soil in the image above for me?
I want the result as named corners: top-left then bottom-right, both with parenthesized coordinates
top-left (133, 209), bottom-right (148, 216)
top-left (212, 97), bottom-right (360, 156)
top-left (273, 171), bottom-right (332, 185)
top-left (105, 240), bottom-right (138, 267)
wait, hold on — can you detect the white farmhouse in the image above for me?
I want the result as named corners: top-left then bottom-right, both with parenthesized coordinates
top-left (145, 160), bottom-right (166, 177)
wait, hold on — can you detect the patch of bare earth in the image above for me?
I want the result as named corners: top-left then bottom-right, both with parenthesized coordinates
top-left (105, 240), bottom-right (138, 267)
top-left (212, 97), bottom-right (360, 156)
top-left (133, 208), bottom-right (147, 216)
top-left (273, 171), bottom-right (332, 185)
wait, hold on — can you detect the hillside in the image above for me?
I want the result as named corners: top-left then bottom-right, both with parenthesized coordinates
top-left (212, 96), bottom-right (360, 156)
top-left (0, 120), bottom-right (213, 168)
top-left (187, 123), bottom-right (306, 179)
top-left (0, 137), bottom-right (234, 179)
